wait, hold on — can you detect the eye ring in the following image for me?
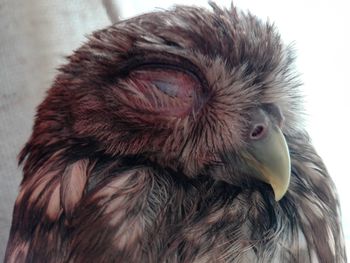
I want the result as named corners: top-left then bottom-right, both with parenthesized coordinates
top-left (250, 123), bottom-right (267, 140)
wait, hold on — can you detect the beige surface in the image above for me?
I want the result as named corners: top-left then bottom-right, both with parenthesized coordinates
top-left (0, 0), bottom-right (111, 258)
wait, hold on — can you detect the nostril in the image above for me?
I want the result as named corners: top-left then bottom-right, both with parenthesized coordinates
top-left (250, 124), bottom-right (267, 140)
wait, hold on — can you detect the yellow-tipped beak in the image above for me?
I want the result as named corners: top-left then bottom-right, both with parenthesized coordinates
top-left (245, 126), bottom-right (291, 201)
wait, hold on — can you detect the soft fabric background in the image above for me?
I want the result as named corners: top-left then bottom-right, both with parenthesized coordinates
top-left (0, 0), bottom-right (111, 258)
top-left (1, 0), bottom-right (349, 260)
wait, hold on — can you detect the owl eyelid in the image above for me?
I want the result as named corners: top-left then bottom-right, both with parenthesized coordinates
top-left (153, 80), bottom-right (178, 97)
top-left (131, 67), bottom-right (200, 101)
top-left (123, 53), bottom-right (208, 89)
top-left (132, 62), bottom-right (204, 88)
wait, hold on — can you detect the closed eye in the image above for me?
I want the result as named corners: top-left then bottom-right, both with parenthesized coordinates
top-left (153, 80), bottom-right (180, 97)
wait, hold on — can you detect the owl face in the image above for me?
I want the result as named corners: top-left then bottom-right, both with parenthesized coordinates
top-left (50, 5), bottom-right (301, 200)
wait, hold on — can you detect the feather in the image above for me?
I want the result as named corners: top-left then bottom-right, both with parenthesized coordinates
top-left (5, 3), bottom-right (346, 262)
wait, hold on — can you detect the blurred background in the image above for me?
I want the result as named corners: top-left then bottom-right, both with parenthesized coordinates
top-left (0, 0), bottom-right (349, 259)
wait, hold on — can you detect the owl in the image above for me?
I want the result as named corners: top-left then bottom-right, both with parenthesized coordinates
top-left (5, 3), bottom-right (346, 263)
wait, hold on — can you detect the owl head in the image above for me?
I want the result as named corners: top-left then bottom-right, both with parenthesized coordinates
top-left (22, 3), bottom-right (301, 201)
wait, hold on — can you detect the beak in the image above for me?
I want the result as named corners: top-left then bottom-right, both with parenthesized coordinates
top-left (244, 125), bottom-right (291, 201)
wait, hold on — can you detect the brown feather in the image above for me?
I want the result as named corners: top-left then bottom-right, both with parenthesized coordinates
top-left (5, 3), bottom-right (346, 263)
